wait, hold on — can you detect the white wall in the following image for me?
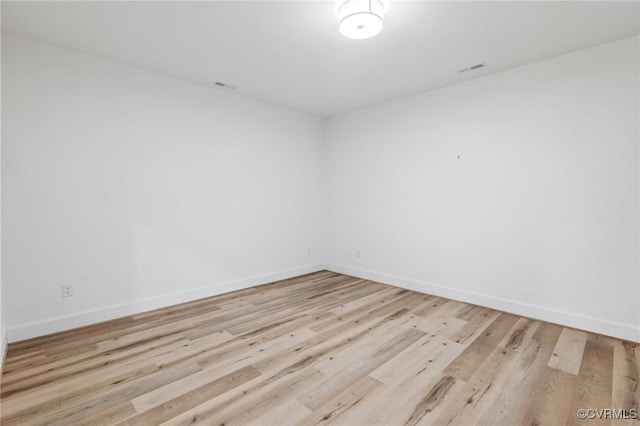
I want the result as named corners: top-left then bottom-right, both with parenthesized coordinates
top-left (2, 34), bottom-right (638, 344)
top-left (1, 35), bottom-right (326, 341)
top-left (0, 30), bottom-right (5, 365)
top-left (326, 36), bottom-right (640, 342)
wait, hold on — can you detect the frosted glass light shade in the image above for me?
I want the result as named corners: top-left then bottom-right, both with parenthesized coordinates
top-left (337, 0), bottom-right (387, 39)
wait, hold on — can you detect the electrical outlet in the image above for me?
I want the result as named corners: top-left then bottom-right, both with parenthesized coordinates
top-left (62, 285), bottom-right (73, 297)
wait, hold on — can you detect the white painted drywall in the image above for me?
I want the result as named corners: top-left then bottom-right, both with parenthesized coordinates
top-left (2, 33), bottom-right (639, 344)
top-left (326, 36), bottom-right (640, 342)
top-left (1, 35), bottom-right (325, 341)
top-left (0, 30), bottom-right (5, 365)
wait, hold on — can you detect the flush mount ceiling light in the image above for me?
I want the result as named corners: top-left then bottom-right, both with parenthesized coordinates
top-left (337, 0), bottom-right (388, 40)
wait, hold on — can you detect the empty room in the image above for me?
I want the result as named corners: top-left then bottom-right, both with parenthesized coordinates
top-left (0, 1), bottom-right (638, 425)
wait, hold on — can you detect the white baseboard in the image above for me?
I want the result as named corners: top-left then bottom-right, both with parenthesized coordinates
top-left (8, 263), bottom-right (638, 344)
top-left (326, 263), bottom-right (640, 343)
top-left (6, 264), bottom-right (325, 343)
top-left (0, 328), bottom-right (7, 373)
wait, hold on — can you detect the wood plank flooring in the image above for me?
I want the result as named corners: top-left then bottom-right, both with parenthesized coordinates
top-left (1, 271), bottom-right (638, 425)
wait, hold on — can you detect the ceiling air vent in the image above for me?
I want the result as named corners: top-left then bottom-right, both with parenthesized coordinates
top-left (213, 81), bottom-right (237, 90)
top-left (458, 62), bottom-right (488, 74)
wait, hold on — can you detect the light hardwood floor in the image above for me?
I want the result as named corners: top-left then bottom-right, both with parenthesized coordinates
top-left (1, 271), bottom-right (638, 425)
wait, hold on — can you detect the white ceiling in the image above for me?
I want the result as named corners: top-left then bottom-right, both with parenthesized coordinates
top-left (2, 1), bottom-right (639, 116)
